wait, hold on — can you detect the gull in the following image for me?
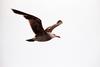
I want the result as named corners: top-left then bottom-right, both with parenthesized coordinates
top-left (12, 9), bottom-right (62, 42)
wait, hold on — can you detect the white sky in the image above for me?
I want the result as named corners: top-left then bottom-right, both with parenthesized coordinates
top-left (0, 0), bottom-right (100, 67)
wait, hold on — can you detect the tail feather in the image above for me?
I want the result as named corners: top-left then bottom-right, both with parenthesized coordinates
top-left (26, 39), bottom-right (35, 42)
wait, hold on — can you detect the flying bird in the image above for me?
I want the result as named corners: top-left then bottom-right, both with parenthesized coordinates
top-left (12, 9), bottom-right (62, 42)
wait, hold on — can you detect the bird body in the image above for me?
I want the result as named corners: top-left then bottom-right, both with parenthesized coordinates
top-left (12, 9), bottom-right (62, 42)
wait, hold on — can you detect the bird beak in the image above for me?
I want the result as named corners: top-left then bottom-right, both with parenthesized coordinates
top-left (56, 36), bottom-right (60, 38)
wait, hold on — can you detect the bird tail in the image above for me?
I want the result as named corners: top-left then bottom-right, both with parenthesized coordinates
top-left (26, 39), bottom-right (35, 42)
top-left (12, 9), bottom-right (30, 16)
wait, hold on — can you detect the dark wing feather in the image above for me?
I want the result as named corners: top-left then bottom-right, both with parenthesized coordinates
top-left (45, 20), bottom-right (62, 32)
top-left (12, 9), bottom-right (46, 35)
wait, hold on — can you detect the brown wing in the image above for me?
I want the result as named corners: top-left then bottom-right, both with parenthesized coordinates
top-left (12, 9), bottom-right (46, 36)
top-left (45, 20), bottom-right (62, 32)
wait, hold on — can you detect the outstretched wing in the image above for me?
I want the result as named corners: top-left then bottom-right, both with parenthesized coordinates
top-left (12, 9), bottom-right (46, 36)
top-left (45, 20), bottom-right (62, 32)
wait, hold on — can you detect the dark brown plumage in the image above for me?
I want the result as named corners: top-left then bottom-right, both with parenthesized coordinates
top-left (12, 9), bottom-right (62, 42)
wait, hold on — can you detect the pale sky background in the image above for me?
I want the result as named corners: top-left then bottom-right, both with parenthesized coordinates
top-left (0, 0), bottom-right (100, 67)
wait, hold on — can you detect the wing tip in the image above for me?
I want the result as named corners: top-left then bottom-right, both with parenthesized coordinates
top-left (57, 20), bottom-right (63, 25)
top-left (11, 8), bottom-right (16, 12)
top-left (11, 8), bottom-right (20, 14)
